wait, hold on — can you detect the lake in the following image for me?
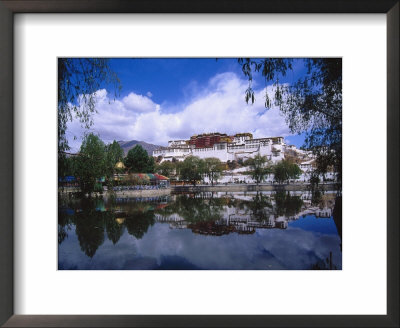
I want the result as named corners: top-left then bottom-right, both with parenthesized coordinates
top-left (58, 191), bottom-right (342, 270)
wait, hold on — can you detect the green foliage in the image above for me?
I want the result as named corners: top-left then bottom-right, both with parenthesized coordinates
top-left (174, 161), bottom-right (183, 178)
top-left (288, 162), bottom-right (302, 179)
top-left (75, 133), bottom-right (106, 195)
top-left (105, 141), bottom-right (124, 166)
top-left (274, 161), bottom-right (288, 184)
top-left (60, 137), bottom-right (126, 193)
top-left (239, 58), bottom-right (292, 107)
top-left (243, 157), bottom-right (255, 167)
top-left (147, 156), bottom-right (156, 173)
top-left (124, 145), bottom-right (155, 173)
top-left (204, 158), bottom-right (223, 186)
top-left (58, 58), bottom-right (121, 153)
top-left (248, 155), bottom-right (271, 185)
top-left (104, 140), bottom-right (124, 186)
top-left (273, 160), bottom-right (302, 184)
top-left (94, 183), bottom-right (103, 193)
top-left (156, 161), bottom-right (175, 177)
top-left (58, 59), bottom-right (121, 182)
top-left (179, 156), bottom-right (205, 185)
top-left (58, 155), bottom-right (77, 178)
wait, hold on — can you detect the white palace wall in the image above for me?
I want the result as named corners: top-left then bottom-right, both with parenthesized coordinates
top-left (154, 137), bottom-right (285, 163)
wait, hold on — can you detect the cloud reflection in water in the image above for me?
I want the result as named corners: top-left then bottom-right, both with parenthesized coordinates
top-left (58, 192), bottom-right (342, 270)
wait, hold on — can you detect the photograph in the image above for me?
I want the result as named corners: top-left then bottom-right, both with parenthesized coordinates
top-left (58, 58), bottom-right (342, 270)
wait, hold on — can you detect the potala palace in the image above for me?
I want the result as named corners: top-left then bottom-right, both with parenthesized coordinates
top-left (153, 132), bottom-right (308, 163)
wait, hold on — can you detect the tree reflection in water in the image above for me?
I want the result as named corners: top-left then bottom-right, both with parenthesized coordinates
top-left (274, 191), bottom-right (303, 217)
top-left (58, 191), bottom-right (342, 268)
top-left (105, 216), bottom-right (125, 245)
top-left (125, 210), bottom-right (155, 239)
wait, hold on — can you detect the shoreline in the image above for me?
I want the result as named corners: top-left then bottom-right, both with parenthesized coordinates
top-left (58, 187), bottom-right (172, 198)
top-left (171, 183), bottom-right (338, 193)
top-left (108, 188), bottom-right (171, 198)
top-left (58, 182), bottom-right (339, 198)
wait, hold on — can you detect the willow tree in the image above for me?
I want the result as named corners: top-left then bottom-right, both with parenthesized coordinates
top-left (239, 58), bottom-right (342, 189)
top-left (58, 58), bottom-right (121, 177)
top-left (179, 156), bottom-right (205, 186)
top-left (273, 159), bottom-right (302, 184)
top-left (204, 157), bottom-right (223, 186)
top-left (156, 161), bottom-right (175, 177)
top-left (249, 154), bottom-right (271, 186)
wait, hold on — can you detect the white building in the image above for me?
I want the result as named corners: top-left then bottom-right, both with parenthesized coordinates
top-left (299, 159), bottom-right (315, 173)
top-left (153, 133), bottom-right (286, 163)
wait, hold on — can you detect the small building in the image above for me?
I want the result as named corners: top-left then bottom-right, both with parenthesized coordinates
top-left (149, 173), bottom-right (170, 187)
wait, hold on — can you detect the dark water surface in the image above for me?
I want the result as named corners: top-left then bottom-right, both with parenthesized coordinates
top-left (58, 191), bottom-right (342, 270)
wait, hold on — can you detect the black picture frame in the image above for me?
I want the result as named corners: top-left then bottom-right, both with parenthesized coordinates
top-left (0, 1), bottom-right (398, 327)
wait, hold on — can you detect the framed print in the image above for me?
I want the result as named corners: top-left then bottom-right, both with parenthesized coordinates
top-left (0, 0), bottom-right (398, 327)
top-left (55, 57), bottom-right (343, 272)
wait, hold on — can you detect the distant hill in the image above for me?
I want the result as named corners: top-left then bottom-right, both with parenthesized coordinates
top-left (118, 140), bottom-right (163, 156)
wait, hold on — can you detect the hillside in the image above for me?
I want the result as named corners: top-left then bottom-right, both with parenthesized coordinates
top-left (118, 140), bottom-right (163, 156)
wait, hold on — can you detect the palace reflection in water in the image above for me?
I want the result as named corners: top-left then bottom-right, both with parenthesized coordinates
top-left (58, 191), bottom-right (342, 270)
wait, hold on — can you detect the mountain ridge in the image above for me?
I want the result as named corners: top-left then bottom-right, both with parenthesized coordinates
top-left (118, 140), bottom-right (163, 156)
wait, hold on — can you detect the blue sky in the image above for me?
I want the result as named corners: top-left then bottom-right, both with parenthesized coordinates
top-left (67, 58), bottom-right (307, 151)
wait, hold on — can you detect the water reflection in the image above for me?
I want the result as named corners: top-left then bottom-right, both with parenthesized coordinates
top-left (58, 191), bottom-right (342, 270)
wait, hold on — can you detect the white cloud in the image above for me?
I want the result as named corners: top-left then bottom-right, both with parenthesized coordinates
top-left (66, 72), bottom-right (291, 152)
top-left (122, 92), bottom-right (159, 113)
